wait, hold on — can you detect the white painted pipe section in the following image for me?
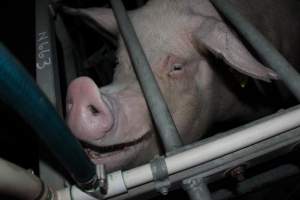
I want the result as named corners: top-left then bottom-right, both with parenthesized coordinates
top-left (122, 164), bottom-right (153, 191)
top-left (56, 105), bottom-right (300, 199)
top-left (166, 106), bottom-right (300, 175)
top-left (56, 186), bottom-right (97, 200)
top-left (0, 158), bottom-right (43, 199)
top-left (56, 171), bottom-right (127, 200)
top-left (125, 106), bottom-right (300, 188)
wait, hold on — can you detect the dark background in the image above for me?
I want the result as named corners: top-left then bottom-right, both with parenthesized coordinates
top-left (1, 1), bottom-right (37, 170)
top-left (1, 1), bottom-right (300, 200)
top-left (1, 1), bottom-right (38, 199)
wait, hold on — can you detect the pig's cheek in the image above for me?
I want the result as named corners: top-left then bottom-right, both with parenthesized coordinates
top-left (136, 132), bottom-right (161, 165)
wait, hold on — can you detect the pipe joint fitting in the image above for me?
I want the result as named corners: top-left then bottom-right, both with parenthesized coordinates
top-left (150, 156), bottom-right (170, 195)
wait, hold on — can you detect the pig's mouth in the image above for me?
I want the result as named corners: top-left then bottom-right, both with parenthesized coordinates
top-left (83, 130), bottom-right (152, 156)
top-left (82, 129), bottom-right (153, 171)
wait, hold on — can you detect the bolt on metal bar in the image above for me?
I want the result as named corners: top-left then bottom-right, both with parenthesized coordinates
top-left (110, 0), bottom-right (183, 152)
top-left (210, 0), bottom-right (300, 101)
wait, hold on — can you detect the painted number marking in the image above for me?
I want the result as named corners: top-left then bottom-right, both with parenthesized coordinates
top-left (36, 32), bottom-right (52, 70)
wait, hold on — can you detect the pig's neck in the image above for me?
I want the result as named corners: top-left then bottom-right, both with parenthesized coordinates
top-left (210, 71), bottom-right (271, 131)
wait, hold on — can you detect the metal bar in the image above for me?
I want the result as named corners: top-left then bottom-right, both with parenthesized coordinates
top-left (183, 178), bottom-right (212, 200)
top-left (123, 105), bottom-right (300, 189)
top-left (213, 164), bottom-right (300, 200)
top-left (55, 13), bottom-right (79, 85)
top-left (117, 123), bottom-right (300, 200)
top-left (36, 0), bottom-right (75, 190)
top-left (210, 0), bottom-right (300, 101)
top-left (36, 0), bottom-right (63, 113)
top-left (109, 0), bottom-right (183, 152)
top-left (0, 44), bottom-right (97, 190)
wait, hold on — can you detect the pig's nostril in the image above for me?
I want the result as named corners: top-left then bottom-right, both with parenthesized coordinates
top-left (88, 105), bottom-right (100, 115)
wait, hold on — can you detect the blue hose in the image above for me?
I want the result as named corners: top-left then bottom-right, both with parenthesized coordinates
top-left (0, 43), bottom-right (97, 189)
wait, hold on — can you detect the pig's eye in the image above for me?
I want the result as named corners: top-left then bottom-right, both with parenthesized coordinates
top-left (165, 54), bottom-right (185, 78)
top-left (172, 63), bottom-right (183, 71)
top-left (168, 62), bottom-right (185, 78)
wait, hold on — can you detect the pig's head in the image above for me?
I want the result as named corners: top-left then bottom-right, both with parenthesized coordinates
top-left (65, 0), bottom-right (277, 172)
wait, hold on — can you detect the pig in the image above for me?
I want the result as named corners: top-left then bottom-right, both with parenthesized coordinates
top-left (65, 0), bottom-right (299, 172)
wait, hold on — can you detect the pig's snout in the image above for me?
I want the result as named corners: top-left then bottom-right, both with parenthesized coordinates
top-left (66, 77), bottom-right (114, 142)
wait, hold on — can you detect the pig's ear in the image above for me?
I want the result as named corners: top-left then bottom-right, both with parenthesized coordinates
top-left (194, 18), bottom-right (278, 82)
top-left (62, 7), bottom-right (118, 35)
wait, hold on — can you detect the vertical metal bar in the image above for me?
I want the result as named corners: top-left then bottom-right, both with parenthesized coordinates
top-left (36, 0), bottom-right (66, 190)
top-left (211, 0), bottom-right (300, 101)
top-left (36, 0), bottom-right (63, 114)
top-left (109, 1), bottom-right (211, 199)
top-left (55, 13), bottom-right (79, 85)
top-left (183, 178), bottom-right (212, 200)
top-left (110, 0), bottom-right (183, 152)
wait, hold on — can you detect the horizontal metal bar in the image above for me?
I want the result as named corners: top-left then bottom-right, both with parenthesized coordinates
top-left (213, 164), bottom-right (300, 200)
top-left (59, 124), bottom-right (300, 200)
top-left (125, 105), bottom-right (300, 189)
top-left (110, 0), bottom-right (183, 152)
top-left (210, 0), bottom-right (300, 101)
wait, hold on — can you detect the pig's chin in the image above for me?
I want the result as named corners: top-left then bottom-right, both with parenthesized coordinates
top-left (83, 130), bottom-right (152, 172)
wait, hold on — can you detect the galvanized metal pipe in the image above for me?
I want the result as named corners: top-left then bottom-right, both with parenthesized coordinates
top-left (210, 0), bottom-right (300, 101)
top-left (36, 0), bottom-right (63, 114)
top-left (110, 0), bottom-right (183, 152)
top-left (183, 178), bottom-right (212, 200)
top-left (213, 164), bottom-right (300, 200)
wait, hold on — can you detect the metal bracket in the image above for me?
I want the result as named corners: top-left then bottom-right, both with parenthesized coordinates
top-left (97, 164), bottom-right (108, 195)
top-left (82, 164), bottom-right (108, 199)
top-left (150, 156), bottom-right (170, 195)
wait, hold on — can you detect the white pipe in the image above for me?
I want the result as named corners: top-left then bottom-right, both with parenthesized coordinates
top-left (56, 186), bottom-right (97, 200)
top-left (125, 106), bottom-right (300, 188)
top-left (56, 105), bottom-right (300, 199)
top-left (166, 106), bottom-right (300, 174)
top-left (56, 171), bottom-right (128, 200)
top-left (0, 158), bottom-right (43, 199)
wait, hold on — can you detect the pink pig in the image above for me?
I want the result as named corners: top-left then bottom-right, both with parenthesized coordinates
top-left (65, 0), bottom-right (280, 172)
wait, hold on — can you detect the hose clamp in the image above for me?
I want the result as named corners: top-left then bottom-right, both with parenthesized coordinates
top-left (150, 156), bottom-right (170, 195)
